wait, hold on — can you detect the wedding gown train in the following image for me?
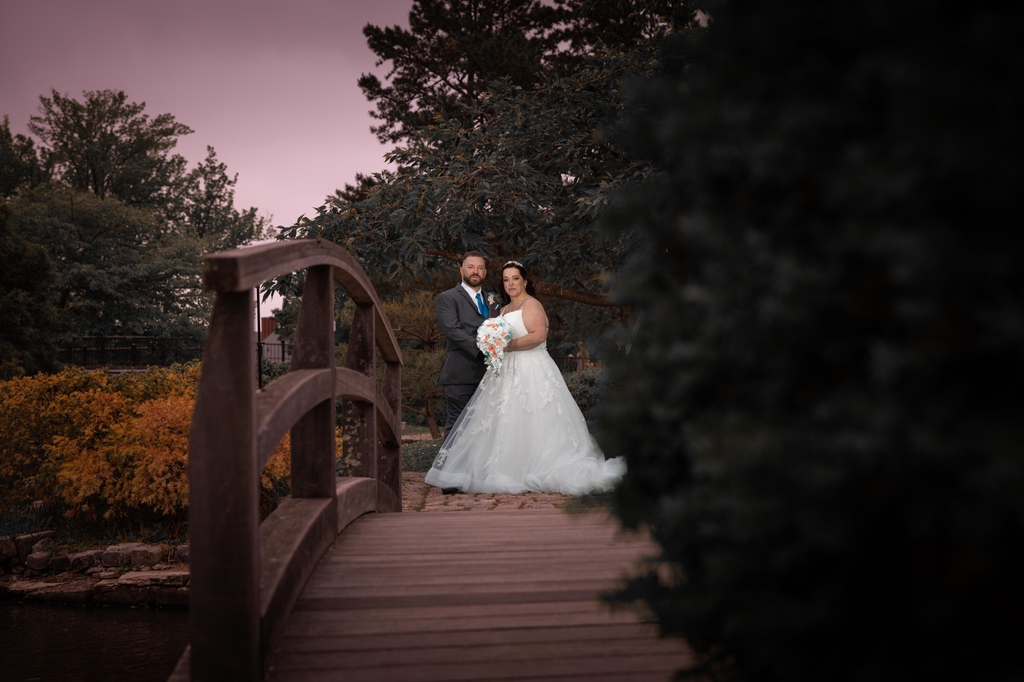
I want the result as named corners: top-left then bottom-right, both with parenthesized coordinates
top-left (425, 310), bottom-right (625, 494)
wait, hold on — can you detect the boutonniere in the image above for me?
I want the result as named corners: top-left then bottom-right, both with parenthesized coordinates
top-left (487, 293), bottom-right (497, 307)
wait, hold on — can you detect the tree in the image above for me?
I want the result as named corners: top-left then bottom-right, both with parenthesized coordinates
top-left (358, 0), bottom-right (560, 144)
top-left (596, 0), bottom-right (1024, 680)
top-left (282, 43), bottom-right (659, 307)
top-left (3, 90), bottom-right (272, 361)
top-left (0, 116), bottom-right (46, 198)
top-left (0, 203), bottom-right (59, 378)
top-left (7, 184), bottom-right (205, 344)
top-left (176, 146), bottom-right (270, 251)
top-left (28, 89), bottom-right (191, 208)
top-left (548, 0), bottom-right (698, 63)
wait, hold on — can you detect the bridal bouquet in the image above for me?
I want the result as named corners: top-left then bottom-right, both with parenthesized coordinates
top-left (477, 317), bottom-right (513, 376)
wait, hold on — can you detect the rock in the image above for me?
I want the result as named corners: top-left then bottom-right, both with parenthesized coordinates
top-left (130, 544), bottom-right (163, 567)
top-left (93, 571), bottom-right (191, 607)
top-left (97, 570), bottom-right (119, 580)
top-left (153, 563), bottom-right (168, 571)
top-left (70, 549), bottom-right (105, 571)
top-left (24, 578), bottom-right (97, 605)
top-left (118, 570), bottom-right (189, 588)
top-left (0, 536), bottom-right (18, 562)
top-left (14, 531), bottom-right (54, 563)
top-left (86, 566), bottom-right (104, 575)
top-left (32, 538), bottom-right (56, 553)
top-left (25, 551), bottom-right (52, 571)
top-left (101, 542), bottom-right (164, 568)
top-left (48, 553), bottom-right (72, 572)
top-left (94, 579), bottom-right (153, 606)
top-left (3, 580), bottom-right (50, 598)
top-left (174, 544), bottom-right (190, 564)
top-left (101, 543), bottom-right (138, 567)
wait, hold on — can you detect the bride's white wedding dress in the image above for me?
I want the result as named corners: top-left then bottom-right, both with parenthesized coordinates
top-left (424, 310), bottom-right (626, 494)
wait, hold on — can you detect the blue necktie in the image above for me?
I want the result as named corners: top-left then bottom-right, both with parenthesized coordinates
top-left (476, 292), bottom-right (488, 316)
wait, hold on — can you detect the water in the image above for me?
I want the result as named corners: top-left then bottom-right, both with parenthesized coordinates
top-left (0, 601), bottom-right (188, 682)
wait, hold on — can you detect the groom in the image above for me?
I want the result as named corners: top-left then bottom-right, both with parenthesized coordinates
top-left (436, 251), bottom-right (498, 442)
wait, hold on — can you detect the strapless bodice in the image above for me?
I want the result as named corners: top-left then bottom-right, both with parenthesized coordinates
top-left (501, 310), bottom-right (545, 350)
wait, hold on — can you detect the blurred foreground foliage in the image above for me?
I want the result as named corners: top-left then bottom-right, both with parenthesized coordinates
top-left (597, 1), bottom-right (1024, 680)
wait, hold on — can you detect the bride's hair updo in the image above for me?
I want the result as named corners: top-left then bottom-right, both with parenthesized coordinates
top-left (500, 260), bottom-right (538, 304)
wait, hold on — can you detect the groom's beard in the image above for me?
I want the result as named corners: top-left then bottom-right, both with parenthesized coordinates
top-left (463, 274), bottom-right (483, 287)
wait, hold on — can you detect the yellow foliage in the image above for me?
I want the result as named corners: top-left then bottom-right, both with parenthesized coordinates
top-left (0, 364), bottom-right (343, 526)
top-left (0, 370), bottom-right (125, 504)
top-left (101, 395), bottom-right (194, 518)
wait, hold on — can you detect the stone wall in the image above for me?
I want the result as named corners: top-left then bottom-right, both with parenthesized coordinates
top-left (0, 531), bottom-right (190, 607)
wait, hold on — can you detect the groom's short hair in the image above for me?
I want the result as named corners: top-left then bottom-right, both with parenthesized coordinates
top-left (461, 250), bottom-right (486, 265)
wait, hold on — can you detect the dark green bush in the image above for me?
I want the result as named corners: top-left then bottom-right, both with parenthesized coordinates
top-left (563, 365), bottom-right (607, 423)
top-left (596, 1), bottom-right (1024, 681)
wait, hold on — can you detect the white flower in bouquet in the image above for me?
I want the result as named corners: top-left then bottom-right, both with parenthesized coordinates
top-left (477, 317), bottom-right (513, 375)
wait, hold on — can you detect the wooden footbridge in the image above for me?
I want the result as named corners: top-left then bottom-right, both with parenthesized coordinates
top-left (169, 240), bottom-right (691, 681)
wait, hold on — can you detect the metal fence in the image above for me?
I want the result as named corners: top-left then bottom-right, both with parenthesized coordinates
top-left (257, 341), bottom-right (291, 365)
top-left (60, 336), bottom-right (204, 369)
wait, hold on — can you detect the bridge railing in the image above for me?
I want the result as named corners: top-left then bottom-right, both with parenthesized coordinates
top-left (169, 238), bottom-right (402, 681)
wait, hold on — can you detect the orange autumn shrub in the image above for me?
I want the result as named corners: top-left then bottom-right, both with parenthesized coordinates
top-left (0, 369), bottom-right (122, 505)
top-left (0, 364), bottom-right (323, 527)
top-left (56, 394), bottom-right (293, 521)
top-left (45, 389), bottom-right (134, 518)
top-left (108, 364), bottom-right (202, 403)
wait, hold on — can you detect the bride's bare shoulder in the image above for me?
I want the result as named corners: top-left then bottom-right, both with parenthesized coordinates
top-left (523, 296), bottom-right (546, 313)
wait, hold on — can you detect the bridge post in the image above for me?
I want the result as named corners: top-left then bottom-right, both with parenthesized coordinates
top-left (379, 361), bottom-right (402, 508)
top-left (187, 289), bottom-right (260, 681)
top-left (289, 265), bottom-right (337, 499)
top-left (341, 303), bottom-right (377, 479)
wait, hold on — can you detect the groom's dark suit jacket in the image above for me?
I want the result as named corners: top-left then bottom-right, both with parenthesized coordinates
top-left (437, 284), bottom-right (499, 385)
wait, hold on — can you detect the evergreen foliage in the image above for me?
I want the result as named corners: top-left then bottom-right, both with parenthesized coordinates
top-left (596, 1), bottom-right (1024, 680)
top-left (292, 0), bottom-right (693, 311)
top-left (283, 46), bottom-right (657, 306)
top-left (359, 0), bottom-right (559, 144)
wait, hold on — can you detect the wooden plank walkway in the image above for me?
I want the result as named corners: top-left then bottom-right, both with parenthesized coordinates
top-left (266, 509), bottom-right (693, 681)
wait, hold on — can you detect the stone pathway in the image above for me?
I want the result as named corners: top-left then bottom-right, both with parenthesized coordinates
top-left (401, 471), bottom-right (569, 512)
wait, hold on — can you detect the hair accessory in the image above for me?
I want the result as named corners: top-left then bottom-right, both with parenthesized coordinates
top-left (503, 260), bottom-right (524, 268)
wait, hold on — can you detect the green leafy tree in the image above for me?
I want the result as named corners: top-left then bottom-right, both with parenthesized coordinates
top-left (1, 116), bottom-right (47, 197)
top-left (28, 89), bottom-right (191, 208)
top-left (596, 1), bottom-right (1024, 680)
top-left (7, 184), bottom-right (204, 344)
top-left (3, 90), bottom-right (272, 363)
top-left (359, 0), bottom-right (559, 144)
top-left (0, 203), bottom-right (59, 378)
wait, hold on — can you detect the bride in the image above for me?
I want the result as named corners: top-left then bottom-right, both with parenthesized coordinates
top-left (424, 260), bottom-right (625, 495)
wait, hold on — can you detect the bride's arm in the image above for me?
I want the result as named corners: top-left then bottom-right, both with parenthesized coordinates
top-left (507, 299), bottom-right (549, 351)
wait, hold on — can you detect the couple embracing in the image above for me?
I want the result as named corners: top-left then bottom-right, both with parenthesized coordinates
top-left (425, 251), bottom-right (625, 495)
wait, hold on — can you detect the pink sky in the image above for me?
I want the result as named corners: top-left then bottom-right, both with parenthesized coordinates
top-left (0, 0), bottom-right (412, 230)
